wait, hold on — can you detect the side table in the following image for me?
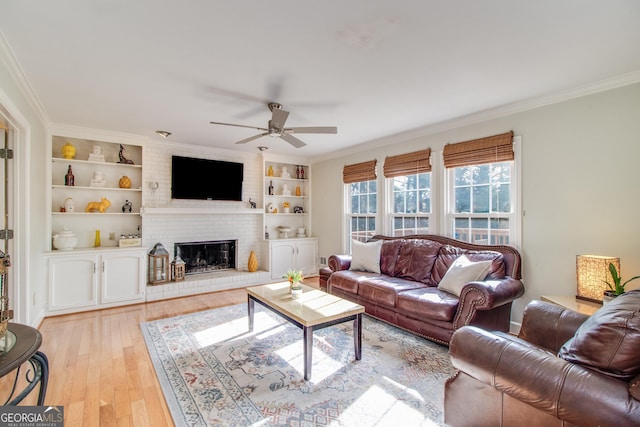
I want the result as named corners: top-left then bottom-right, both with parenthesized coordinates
top-left (540, 295), bottom-right (601, 316)
top-left (0, 323), bottom-right (49, 405)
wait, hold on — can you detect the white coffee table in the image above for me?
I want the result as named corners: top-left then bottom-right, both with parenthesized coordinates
top-left (247, 281), bottom-right (364, 380)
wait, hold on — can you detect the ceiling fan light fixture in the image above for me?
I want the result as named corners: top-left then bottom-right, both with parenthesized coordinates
top-left (155, 130), bottom-right (171, 138)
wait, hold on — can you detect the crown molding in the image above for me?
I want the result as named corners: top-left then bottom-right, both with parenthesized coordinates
top-left (316, 70), bottom-right (640, 163)
top-left (0, 30), bottom-right (50, 126)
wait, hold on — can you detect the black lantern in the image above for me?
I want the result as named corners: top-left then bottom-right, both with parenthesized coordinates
top-left (148, 243), bottom-right (170, 285)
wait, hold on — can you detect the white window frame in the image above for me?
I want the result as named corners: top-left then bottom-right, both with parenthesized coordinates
top-left (345, 136), bottom-right (521, 251)
top-left (385, 170), bottom-right (433, 237)
top-left (443, 135), bottom-right (521, 249)
top-left (344, 179), bottom-right (378, 251)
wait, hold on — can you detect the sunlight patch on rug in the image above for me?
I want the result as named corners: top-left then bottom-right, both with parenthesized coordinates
top-left (141, 303), bottom-right (456, 426)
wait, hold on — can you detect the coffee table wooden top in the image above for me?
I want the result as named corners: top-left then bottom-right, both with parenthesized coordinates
top-left (247, 281), bottom-right (364, 327)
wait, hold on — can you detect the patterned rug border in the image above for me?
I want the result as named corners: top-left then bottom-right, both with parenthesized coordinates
top-left (141, 310), bottom-right (194, 426)
top-left (141, 302), bottom-right (455, 426)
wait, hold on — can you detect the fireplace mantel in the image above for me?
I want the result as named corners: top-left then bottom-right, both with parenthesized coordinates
top-left (141, 206), bottom-right (262, 215)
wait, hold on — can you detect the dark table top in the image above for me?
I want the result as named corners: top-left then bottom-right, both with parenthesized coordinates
top-left (0, 323), bottom-right (42, 377)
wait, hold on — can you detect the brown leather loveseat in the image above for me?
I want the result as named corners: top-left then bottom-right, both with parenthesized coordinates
top-left (319, 234), bottom-right (524, 345)
top-left (445, 292), bottom-right (640, 426)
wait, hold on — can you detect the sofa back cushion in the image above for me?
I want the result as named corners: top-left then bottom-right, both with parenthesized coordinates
top-left (393, 239), bottom-right (441, 285)
top-left (431, 245), bottom-right (506, 283)
top-left (379, 239), bottom-right (404, 276)
top-left (558, 289), bottom-right (640, 381)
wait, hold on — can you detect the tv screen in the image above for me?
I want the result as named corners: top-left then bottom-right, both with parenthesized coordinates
top-left (171, 156), bottom-right (244, 201)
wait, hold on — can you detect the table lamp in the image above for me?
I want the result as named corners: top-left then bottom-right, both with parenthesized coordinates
top-left (576, 255), bottom-right (619, 303)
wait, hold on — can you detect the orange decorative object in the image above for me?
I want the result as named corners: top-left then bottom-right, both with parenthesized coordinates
top-left (61, 142), bottom-right (76, 159)
top-left (295, 186), bottom-right (301, 196)
top-left (248, 250), bottom-right (258, 272)
top-left (119, 176), bottom-right (132, 188)
top-left (85, 197), bottom-right (111, 213)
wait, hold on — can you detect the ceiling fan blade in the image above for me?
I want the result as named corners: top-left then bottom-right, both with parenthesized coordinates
top-left (286, 126), bottom-right (337, 134)
top-left (271, 108), bottom-right (289, 129)
top-left (210, 121), bottom-right (268, 132)
top-left (235, 133), bottom-right (268, 145)
top-left (280, 133), bottom-right (306, 148)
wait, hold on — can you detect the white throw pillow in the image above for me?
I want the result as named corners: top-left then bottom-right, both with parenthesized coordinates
top-left (437, 255), bottom-right (492, 296)
top-left (349, 239), bottom-right (383, 273)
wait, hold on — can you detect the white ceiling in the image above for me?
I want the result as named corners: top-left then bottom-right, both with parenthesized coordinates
top-left (2, 1), bottom-right (640, 157)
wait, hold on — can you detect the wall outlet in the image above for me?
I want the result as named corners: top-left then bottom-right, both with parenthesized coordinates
top-left (320, 256), bottom-right (327, 265)
top-left (109, 232), bottom-right (115, 240)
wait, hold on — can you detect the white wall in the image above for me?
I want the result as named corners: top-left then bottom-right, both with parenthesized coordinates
top-left (0, 36), bottom-right (49, 326)
top-left (312, 83), bottom-right (640, 323)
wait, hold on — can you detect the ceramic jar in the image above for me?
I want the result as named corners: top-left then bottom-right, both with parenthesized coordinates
top-left (52, 227), bottom-right (78, 250)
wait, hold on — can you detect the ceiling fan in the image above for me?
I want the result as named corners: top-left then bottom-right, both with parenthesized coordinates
top-left (209, 103), bottom-right (337, 148)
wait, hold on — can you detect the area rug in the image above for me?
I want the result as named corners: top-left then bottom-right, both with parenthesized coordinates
top-left (141, 303), bottom-right (456, 426)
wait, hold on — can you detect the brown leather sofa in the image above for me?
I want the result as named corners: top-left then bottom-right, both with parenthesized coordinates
top-left (445, 292), bottom-right (640, 426)
top-left (319, 234), bottom-right (524, 345)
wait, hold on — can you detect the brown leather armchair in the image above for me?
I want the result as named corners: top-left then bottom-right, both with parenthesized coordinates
top-left (445, 293), bottom-right (640, 426)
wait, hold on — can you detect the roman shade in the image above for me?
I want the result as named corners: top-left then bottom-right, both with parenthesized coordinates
top-left (443, 131), bottom-right (514, 169)
top-left (343, 159), bottom-right (377, 183)
top-left (383, 149), bottom-right (432, 178)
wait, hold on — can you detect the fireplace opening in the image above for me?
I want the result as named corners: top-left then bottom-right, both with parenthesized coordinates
top-left (175, 240), bottom-right (236, 275)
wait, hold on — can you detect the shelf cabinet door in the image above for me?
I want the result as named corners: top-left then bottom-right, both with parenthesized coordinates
top-left (101, 250), bottom-right (146, 304)
top-left (269, 239), bottom-right (318, 279)
top-left (48, 254), bottom-right (98, 311)
top-left (270, 241), bottom-right (297, 279)
top-left (296, 240), bottom-right (318, 277)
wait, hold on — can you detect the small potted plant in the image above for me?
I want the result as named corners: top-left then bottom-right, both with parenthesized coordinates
top-left (603, 262), bottom-right (640, 303)
top-left (284, 269), bottom-right (304, 299)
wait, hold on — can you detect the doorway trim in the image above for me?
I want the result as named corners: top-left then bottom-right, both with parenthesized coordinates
top-left (0, 87), bottom-right (31, 325)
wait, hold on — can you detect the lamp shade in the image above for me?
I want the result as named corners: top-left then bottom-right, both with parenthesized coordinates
top-left (576, 255), bottom-right (620, 302)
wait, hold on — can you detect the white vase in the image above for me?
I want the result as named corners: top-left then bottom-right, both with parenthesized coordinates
top-left (64, 197), bottom-right (75, 213)
top-left (291, 287), bottom-right (303, 299)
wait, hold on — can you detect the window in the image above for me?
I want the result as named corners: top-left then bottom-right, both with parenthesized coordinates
top-left (444, 132), bottom-right (519, 246)
top-left (342, 132), bottom-right (519, 251)
top-left (383, 149), bottom-right (432, 236)
top-left (343, 160), bottom-right (378, 245)
top-left (390, 172), bottom-right (431, 236)
top-left (450, 162), bottom-right (512, 244)
top-left (349, 180), bottom-right (377, 242)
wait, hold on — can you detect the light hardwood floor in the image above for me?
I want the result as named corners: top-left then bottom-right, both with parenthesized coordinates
top-left (3, 278), bottom-right (319, 426)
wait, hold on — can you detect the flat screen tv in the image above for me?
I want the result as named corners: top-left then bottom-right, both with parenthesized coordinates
top-left (171, 155), bottom-right (243, 201)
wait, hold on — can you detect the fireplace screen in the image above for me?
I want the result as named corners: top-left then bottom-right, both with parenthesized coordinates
top-left (175, 240), bottom-right (236, 275)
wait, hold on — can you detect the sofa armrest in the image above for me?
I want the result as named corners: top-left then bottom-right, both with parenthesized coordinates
top-left (450, 326), bottom-right (640, 427)
top-left (518, 300), bottom-right (589, 353)
top-left (454, 277), bottom-right (524, 328)
top-left (328, 254), bottom-right (352, 272)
